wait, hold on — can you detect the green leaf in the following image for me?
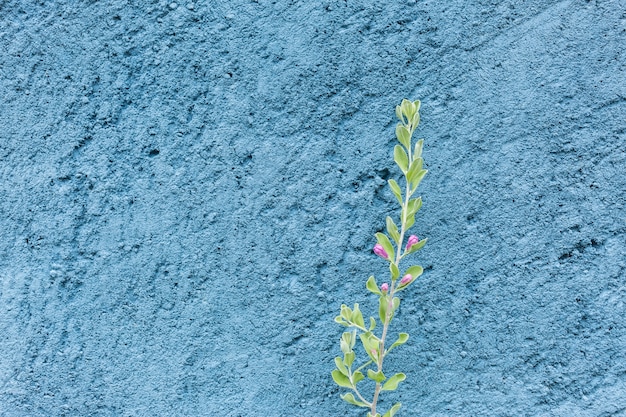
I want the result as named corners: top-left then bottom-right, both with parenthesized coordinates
top-left (406, 159), bottom-right (420, 184)
top-left (394, 145), bottom-right (408, 173)
top-left (389, 262), bottom-right (400, 280)
top-left (382, 403), bottom-right (402, 417)
top-left (401, 99), bottom-right (415, 120)
top-left (382, 373), bottom-right (406, 391)
top-left (367, 369), bottom-right (386, 383)
top-left (386, 216), bottom-right (400, 244)
top-left (334, 316), bottom-right (348, 326)
top-left (342, 331), bottom-right (354, 352)
top-left (331, 369), bottom-right (353, 388)
top-left (411, 156), bottom-right (423, 170)
top-left (379, 296), bottom-right (389, 323)
top-left (359, 332), bottom-right (379, 361)
top-left (388, 179), bottom-right (402, 205)
top-left (366, 276), bottom-right (382, 296)
top-left (369, 317), bottom-right (376, 331)
top-left (344, 350), bottom-right (355, 368)
top-left (407, 197), bottom-right (422, 216)
top-left (379, 296), bottom-right (386, 323)
top-left (402, 207), bottom-right (415, 231)
top-left (395, 124), bottom-right (410, 149)
top-left (405, 265), bottom-right (423, 279)
top-left (414, 139), bottom-right (424, 159)
top-left (341, 393), bottom-right (369, 408)
top-left (387, 333), bottom-right (409, 354)
top-left (340, 338), bottom-right (350, 354)
top-left (335, 357), bottom-right (348, 375)
top-left (353, 370), bottom-right (364, 384)
top-left (410, 111), bottom-right (420, 131)
top-left (340, 304), bottom-right (352, 322)
top-left (410, 169), bottom-right (428, 191)
top-left (413, 99), bottom-right (421, 113)
top-left (352, 303), bottom-right (365, 329)
top-left (375, 233), bottom-right (395, 262)
top-left (395, 105), bottom-right (404, 123)
top-left (406, 238), bottom-right (427, 255)
top-left (359, 332), bottom-right (375, 351)
top-left (392, 297), bottom-right (400, 312)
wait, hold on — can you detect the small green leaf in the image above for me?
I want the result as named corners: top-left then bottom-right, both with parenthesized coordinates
top-left (379, 296), bottom-right (387, 323)
top-left (344, 350), bottom-right (355, 368)
top-left (342, 332), bottom-right (353, 351)
top-left (340, 304), bottom-right (352, 322)
top-left (367, 369), bottom-right (386, 383)
top-left (388, 179), bottom-right (403, 205)
top-left (401, 99), bottom-right (414, 120)
top-left (360, 332), bottom-right (379, 361)
top-left (401, 206), bottom-right (415, 231)
top-left (410, 169), bottom-right (428, 191)
top-left (387, 333), bottom-right (409, 354)
top-left (406, 159), bottom-right (420, 184)
top-left (386, 216), bottom-right (400, 244)
top-left (413, 99), bottom-right (421, 113)
top-left (369, 317), bottom-right (376, 331)
top-left (340, 338), bottom-right (350, 354)
top-left (334, 316), bottom-right (348, 326)
top-left (375, 233), bottom-right (395, 262)
top-left (395, 124), bottom-right (410, 149)
top-left (332, 369), bottom-right (353, 388)
top-left (394, 145), bottom-right (408, 173)
top-left (392, 297), bottom-right (400, 312)
top-left (389, 262), bottom-right (400, 280)
top-left (382, 403), bottom-right (402, 417)
top-left (335, 357), bottom-right (348, 375)
top-left (407, 197), bottom-right (422, 216)
top-left (382, 373), bottom-right (406, 391)
top-left (352, 303), bottom-right (365, 329)
top-left (405, 265), bottom-right (423, 279)
top-left (358, 332), bottom-right (373, 351)
top-left (395, 105), bottom-right (404, 123)
top-left (353, 370), bottom-right (364, 384)
top-left (414, 139), bottom-right (424, 159)
top-left (366, 276), bottom-right (382, 296)
top-left (410, 111), bottom-right (420, 130)
top-left (341, 393), bottom-right (370, 408)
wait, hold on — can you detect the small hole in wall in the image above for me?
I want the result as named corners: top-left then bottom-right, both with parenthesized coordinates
top-left (149, 149), bottom-right (160, 156)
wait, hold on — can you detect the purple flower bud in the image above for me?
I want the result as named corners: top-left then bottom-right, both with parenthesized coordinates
top-left (380, 283), bottom-right (389, 293)
top-left (400, 274), bottom-right (413, 286)
top-left (405, 235), bottom-right (419, 251)
top-left (373, 244), bottom-right (389, 260)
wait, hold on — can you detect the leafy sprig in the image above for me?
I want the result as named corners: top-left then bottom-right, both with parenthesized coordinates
top-left (332, 99), bottom-right (428, 417)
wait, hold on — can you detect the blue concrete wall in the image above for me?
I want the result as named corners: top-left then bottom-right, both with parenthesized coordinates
top-left (1, 1), bottom-right (625, 416)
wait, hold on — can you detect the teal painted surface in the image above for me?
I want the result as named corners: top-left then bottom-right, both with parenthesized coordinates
top-left (1, 1), bottom-right (625, 416)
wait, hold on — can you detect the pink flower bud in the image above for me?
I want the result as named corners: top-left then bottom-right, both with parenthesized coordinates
top-left (380, 283), bottom-right (389, 293)
top-left (373, 244), bottom-right (389, 260)
top-left (371, 349), bottom-right (378, 357)
top-left (400, 274), bottom-right (413, 286)
top-left (405, 235), bottom-right (419, 251)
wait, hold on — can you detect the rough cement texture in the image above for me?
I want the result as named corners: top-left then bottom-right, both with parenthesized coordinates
top-left (1, 0), bottom-right (625, 416)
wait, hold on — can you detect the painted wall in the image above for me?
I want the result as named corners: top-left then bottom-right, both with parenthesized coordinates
top-left (1, 1), bottom-right (624, 416)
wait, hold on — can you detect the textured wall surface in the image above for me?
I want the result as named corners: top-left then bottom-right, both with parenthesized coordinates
top-left (1, 0), bottom-right (625, 416)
